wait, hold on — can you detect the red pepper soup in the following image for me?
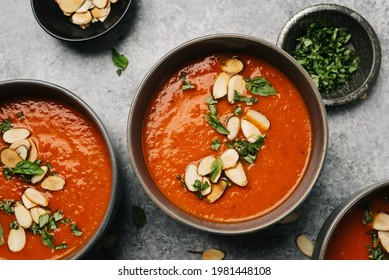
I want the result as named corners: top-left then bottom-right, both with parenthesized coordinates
top-left (142, 54), bottom-right (312, 223)
top-left (0, 97), bottom-right (112, 259)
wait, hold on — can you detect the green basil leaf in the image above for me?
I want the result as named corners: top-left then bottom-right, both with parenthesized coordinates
top-left (233, 91), bottom-right (258, 104)
top-left (0, 224), bottom-right (4, 246)
top-left (71, 223), bottom-right (83, 237)
top-left (210, 158), bottom-right (223, 182)
top-left (206, 96), bottom-right (219, 115)
top-left (233, 106), bottom-right (242, 115)
top-left (39, 214), bottom-right (50, 228)
top-left (228, 136), bottom-right (265, 164)
top-left (210, 139), bottom-right (221, 151)
top-left (244, 77), bottom-right (277, 96)
top-left (206, 113), bottom-right (229, 135)
top-left (112, 48), bottom-right (128, 76)
top-left (55, 243), bottom-right (68, 250)
top-left (12, 160), bottom-right (44, 176)
top-left (0, 119), bottom-right (12, 133)
top-left (41, 227), bottom-right (55, 249)
top-left (132, 206), bottom-right (147, 230)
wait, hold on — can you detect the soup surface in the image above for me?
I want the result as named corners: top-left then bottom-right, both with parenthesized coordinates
top-left (0, 97), bottom-right (112, 259)
top-left (325, 188), bottom-right (389, 260)
top-left (142, 53), bottom-right (312, 223)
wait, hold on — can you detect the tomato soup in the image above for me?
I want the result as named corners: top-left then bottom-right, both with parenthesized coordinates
top-left (0, 97), bottom-right (112, 259)
top-left (325, 189), bottom-right (389, 260)
top-left (142, 53), bottom-right (312, 223)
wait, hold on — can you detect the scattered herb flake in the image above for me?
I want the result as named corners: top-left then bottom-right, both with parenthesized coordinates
top-left (358, 199), bottom-right (373, 224)
top-left (9, 221), bottom-right (19, 230)
top-left (233, 91), bottom-right (258, 104)
top-left (112, 48), bottom-right (128, 76)
top-left (210, 158), bottom-right (223, 182)
top-left (132, 206), bottom-right (147, 230)
top-left (71, 223), bottom-right (83, 237)
top-left (176, 174), bottom-right (186, 188)
top-left (206, 96), bottom-right (219, 115)
top-left (3, 168), bottom-right (13, 180)
top-left (52, 211), bottom-right (64, 222)
top-left (206, 113), bottom-right (229, 135)
top-left (244, 77), bottom-right (277, 96)
top-left (1, 200), bottom-right (15, 215)
top-left (210, 139), bottom-right (221, 151)
top-left (181, 71), bottom-right (195, 91)
top-left (41, 227), bottom-right (55, 249)
top-left (17, 111), bottom-right (24, 120)
top-left (0, 119), bottom-right (12, 133)
top-left (55, 243), bottom-right (68, 250)
top-left (227, 136), bottom-right (265, 164)
top-left (39, 214), bottom-right (50, 228)
top-left (233, 106), bottom-right (242, 115)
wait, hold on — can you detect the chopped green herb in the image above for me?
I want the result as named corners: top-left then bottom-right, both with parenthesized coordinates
top-left (132, 206), bottom-right (147, 230)
top-left (210, 139), bottom-right (221, 151)
top-left (34, 159), bottom-right (43, 165)
top-left (0, 200), bottom-right (15, 215)
top-left (233, 91), bottom-right (258, 104)
top-left (0, 224), bottom-right (4, 246)
top-left (3, 168), bottom-right (13, 180)
top-left (292, 20), bottom-right (360, 94)
top-left (112, 48), bottom-right (128, 76)
top-left (181, 71), bottom-right (195, 91)
top-left (368, 245), bottom-right (387, 260)
top-left (30, 223), bottom-right (40, 234)
top-left (206, 96), bottom-right (219, 115)
top-left (41, 227), bottom-right (55, 249)
top-left (206, 113), bottom-right (229, 135)
top-left (61, 218), bottom-right (71, 224)
top-left (0, 119), bottom-right (12, 133)
top-left (191, 179), bottom-right (210, 200)
top-left (210, 158), bottom-right (223, 182)
top-left (71, 223), bottom-right (83, 237)
top-left (12, 160), bottom-right (45, 176)
top-left (233, 106), bottom-right (242, 115)
top-left (358, 199), bottom-right (373, 224)
top-left (227, 136), bottom-right (266, 164)
top-left (52, 211), bottom-right (64, 222)
top-left (55, 243), bottom-right (68, 250)
top-left (176, 174), bottom-right (186, 188)
top-left (244, 77), bottom-right (277, 96)
top-left (17, 111), bottom-right (24, 120)
top-left (39, 213), bottom-right (50, 228)
top-left (9, 221), bottom-right (19, 230)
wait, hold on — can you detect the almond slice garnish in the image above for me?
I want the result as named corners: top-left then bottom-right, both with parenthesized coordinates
top-left (76, 0), bottom-right (93, 12)
top-left (241, 119), bottom-right (262, 143)
top-left (221, 58), bottom-right (244, 74)
top-left (207, 180), bottom-right (227, 203)
top-left (21, 194), bottom-right (37, 209)
top-left (27, 139), bottom-right (38, 162)
top-left (246, 109), bottom-right (270, 131)
top-left (197, 156), bottom-right (216, 176)
top-left (14, 203), bottom-right (33, 229)
top-left (9, 139), bottom-right (31, 151)
top-left (71, 11), bottom-right (93, 25)
top-left (224, 162), bottom-right (247, 187)
top-left (212, 72), bottom-right (230, 99)
top-left (41, 175), bottom-right (66, 191)
top-left (0, 148), bottom-right (23, 168)
top-left (15, 145), bottom-right (28, 160)
top-left (7, 227), bottom-right (26, 252)
top-left (378, 231), bottom-right (389, 253)
top-left (58, 0), bottom-right (85, 14)
top-left (24, 188), bottom-right (48, 207)
top-left (227, 74), bottom-right (246, 104)
top-left (97, 6), bottom-right (111, 22)
top-left (184, 163), bottom-right (202, 192)
top-left (92, 0), bottom-right (109, 8)
top-left (372, 212), bottom-right (389, 231)
top-left (201, 248), bottom-right (226, 260)
top-left (226, 116), bottom-right (240, 141)
top-left (2, 128), bottom-right (30, 144)
top-left (220, 149), bottom-right (239, 170)
top-left (30, 207), bottom-right (49, 224)
top-left (91, 6), bottom-right (110, 19)
top-left (31, 166), bottom-right (48, 184)
top-left (296, 234), bottom-right (314, 258)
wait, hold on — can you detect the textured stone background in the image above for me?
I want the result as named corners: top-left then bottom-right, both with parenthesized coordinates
top-left (1, 0), bottom-right (388, 259)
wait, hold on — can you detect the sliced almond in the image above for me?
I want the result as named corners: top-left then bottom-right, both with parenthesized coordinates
top-left (71, 11), bottom-right (93, 25)
top-left (201, 177), bottom-right (212, 196)
top-left (14, 203), bottom-right (33, 229)
top-left (220, 149), bottom-right (239, 170)
top-left (3, 128), bottom-right (30, 144)
top-left (30, 207), bottom-right (49, 224)
top-left (41, 175), bottom-right (65, 191)
top-left (224, 162), bottom-right (247, 187)
top-left (76, 0), bottom-right (93, 12)
top-left (226, 116), bottom-right (240, 141)
top-left (0, 148), bottom-right (23, 168)
top-left (378, 231), bottom-right (389, 253)
top-left (98, 6), bottom-right (111, 22)
top-left (110, 0), bottom-right (118, 3)
top-left (372, 212), bottom-right (389, 231)
top-left (24, 188), bottom-right (48, 207)
top-left (31, 165), bottom-right (49, 184)
top-left (58, 0), bottom-right (85, 13)
top-left (22, 194), bottom-right (37, 209)
top-left (212, 72), bottom-right (230, 99)
top-left (27, 139), bottom-right (38, 162)
top-left (15, 145), bottom-right (28, 160)
top-left (184, 163), bottom-right (202, 192)
top-left (246, 109), bottom-right (270, 131)
top-left (91, 6), bottom-right (110, 18)
top-left (9, 139), bottom-right (31, 151)
top-left (241, 119), bottom-right (262, 143)
top-left (227, 75), bottom-right (246, 104)
top-left (207, 179), bottom-right (227, 203)
top-left (7, 227), bottom-right (26, 252)
top-left (221, 58), bottom-right (244, 74)
top-left (198, 156), bottom-right (216, 176)
top-left (278, 212), bottom-right (300, 224)
top-left (296, 234), bottom-right (314, 258)
top-left (92, 0), bottom-right (109, 8)
top-left (202, 248), bottom-right (226, 260)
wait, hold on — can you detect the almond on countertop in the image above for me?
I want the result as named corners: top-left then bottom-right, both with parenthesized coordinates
top-left (201, 248), bottom-right (226, 260)
top-left (296, 234), bottom-right (314, 258)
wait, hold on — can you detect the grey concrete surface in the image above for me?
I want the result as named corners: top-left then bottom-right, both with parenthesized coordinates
top-left (1, 0), bottom-right (388, 259)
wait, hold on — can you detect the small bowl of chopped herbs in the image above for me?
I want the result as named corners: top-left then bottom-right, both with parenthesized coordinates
top-left (277, 4), bottom-right (381, 106)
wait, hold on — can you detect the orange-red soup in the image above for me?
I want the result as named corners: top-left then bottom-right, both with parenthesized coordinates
top-left (142, 54), bottom-right (312, 223)
top-left (0, 97), bottom-right (112, 259)
top-left (325, 189), bottom-right (389, 260)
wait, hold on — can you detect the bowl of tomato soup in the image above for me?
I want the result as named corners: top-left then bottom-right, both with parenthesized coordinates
top-left (0, 79), bottom-right (118, 259)
top-left (313, 180), bottom-right (389, 260)
top-left (128, 34), bottom-right (327, 234)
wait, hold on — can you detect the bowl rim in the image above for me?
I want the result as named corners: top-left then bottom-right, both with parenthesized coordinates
top-left (276, 3), bottom-right (382, 106)
top-left (0, 79), bottom-right (119, 259)
top-left (127, 33), bottom-right (328, 234)
top-left (30, 0), bottom-right (132, 42)
top-left (312, 179), bottom-right (389, 259)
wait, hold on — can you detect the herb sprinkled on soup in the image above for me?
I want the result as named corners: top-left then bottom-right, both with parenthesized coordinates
top-left (142, 53), bottom-right (312, 223)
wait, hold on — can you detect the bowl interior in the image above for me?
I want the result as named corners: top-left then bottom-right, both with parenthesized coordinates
top-left (0, 80), bottom-right (118, 258)
top-left (128, 35), bottom-right (328, 234)
top-left (277, 4), bottom-right (381, 106)
top-left (31, 0), bottom-right (131, 41)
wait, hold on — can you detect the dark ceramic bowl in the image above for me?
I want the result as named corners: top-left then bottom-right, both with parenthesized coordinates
top-left (31, 0), bottom-right (131, 42)
top-left (0, 79), bottom-right (119, 259)
top-left (128, 34), bottom-right (328, 234)
top-left (313, 180), bottom-right (389, 259)
top-left (277, 4), bottom-right (381, 106)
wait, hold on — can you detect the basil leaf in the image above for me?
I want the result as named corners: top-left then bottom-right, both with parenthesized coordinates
top-left (358, 199), bottom-right (373, 224)
top-left (0, 119), bottom-right (12, 133)
top-left (132, 206), bottom-right (147, 230)
top-left (52, 211), bottom-right (64, 222)
top-left (244, 77), bottom-right (277, 96)
top-left (210, 158), bottom-right (223, 182)
top-left (0, 224), bottom-right (4, 246)
top-left (112, 48), bottom-right (128, 76)
top-left (233, 91), bottom-right (258, 104)
top-left (210, 139), bottom-right (221, 151)
top-left (206, 113), bottom-right (229, 135)
top-left (17, 111), bottom-right (24, 120)
top-left (181, 71), bottom-right (195, 91)
top-left (1, 200), bottom-right (14, 215)
top-left (41, 227), bottom-right (55, 249)
top-left (9, 221), bottom-right (19, 230)
top-left (233, 106), bottom-right (242, 115)
top-left (71, 223), bottom-right (83, 237)
top-left (39, 214), bottom-right (50, 228)
top-left (12, 160), bottom-right (44, 176)
top-left (228, 136), bottom-right (265, 164)
top-left (206, 96), bottom-right (218, 115)
top-left (55, 243), bottom-right (68, 250)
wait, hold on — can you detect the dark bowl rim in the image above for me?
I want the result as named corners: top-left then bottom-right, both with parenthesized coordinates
top-left (30, 0), bottom-right (132, 42)
top-left (276, 3), bottom-right (382, 106)
top-left (312, 179), bottom-right (389, 259)
top-left (127, 33), bottom-right (328, 234)
top-left (0, 79), bottom-right (119, 259)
